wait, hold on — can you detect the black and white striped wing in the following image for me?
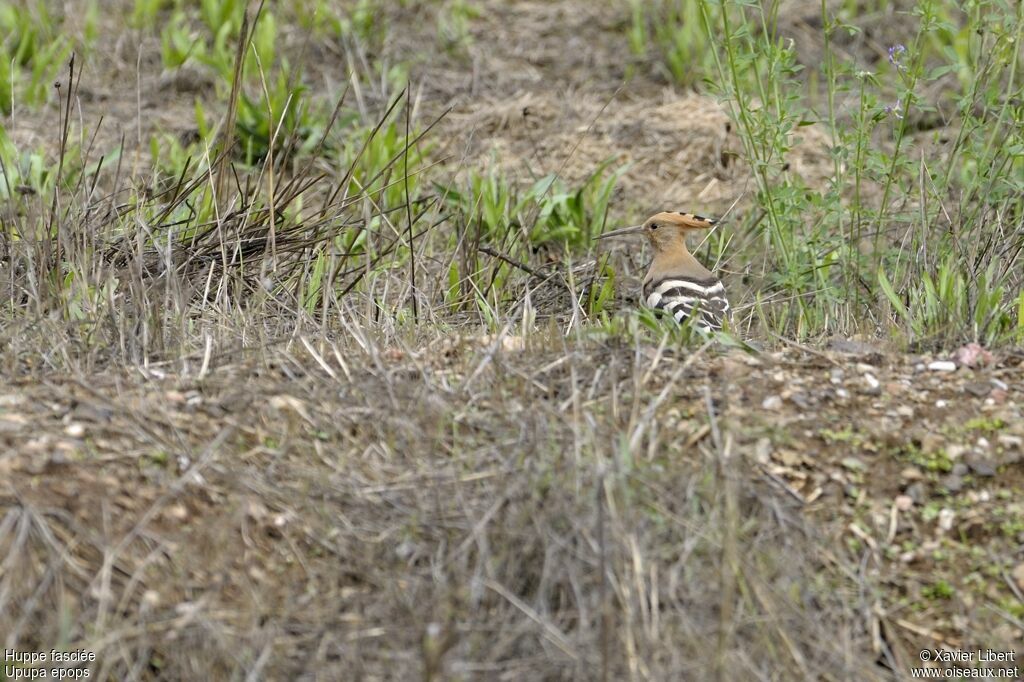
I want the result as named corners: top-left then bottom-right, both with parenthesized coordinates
top-left (644, 277), bottom-right (730, 332)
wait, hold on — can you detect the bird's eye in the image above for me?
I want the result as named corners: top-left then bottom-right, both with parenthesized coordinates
top-left (650, 223), bottom-right (658, 230)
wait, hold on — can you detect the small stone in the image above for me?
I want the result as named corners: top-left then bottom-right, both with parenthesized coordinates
top-left (905, 482), bottom-right (927, 504)
top-left (954, 343), bottom-right (993, 368)
top-left (167, 504), bottom-right (189, 521)
top-left (761, 395), bottom-right (783, 410)
top-left (790, 392), bottom-right (812, 409)
top-left (940, 474), bottom-right (963, 493)
top-left (976, 436), bottom-right (990, 450)
top-left (951, 462), bottom-right (968, 477)
top-left (64, 423), bottom-right (85, 438)
top-left (895, 495), bottom-right (914, 511)
top-left (990, 378), bottom-right (1009, 391)
top-left (938, 508), bottom-right (955, 531)
top-left (997, 434), bottom-right (1022, 449)
top-left (900, 466), bottom-right (923, 481)
top-left (896, 405), bottom-right (914, 418)
top-left (841, 457), bottom-right (865, 471)
top-left (862, 373), bottom-right (881, 395)
top-left (965, 490), bottom-right (990, 504)
top-left (928, 361), bottom-right (957, 372)
top-left (886, 381), bottom-right (908, 395)
top-left (142, 590), bottom-right (160, 610)
top-left (855, 363), bottom-right (875, 374)
top-left (964, 381), bottom-right (991, 398)
top-left (835, 388), bottom-right (850, 399)
top-left (966, 457), bottom-right (996, 477)
top-left (946, 444), bottom-right (967, 460)
top-left (935, 399), bottom-right (948, 408)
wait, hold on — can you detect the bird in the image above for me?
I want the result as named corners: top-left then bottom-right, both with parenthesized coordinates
top-left (596, 211), bottom-right (729, 332)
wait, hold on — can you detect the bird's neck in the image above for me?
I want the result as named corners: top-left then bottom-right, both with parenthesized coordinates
top-left (644, 243), bottom-right (713, 284)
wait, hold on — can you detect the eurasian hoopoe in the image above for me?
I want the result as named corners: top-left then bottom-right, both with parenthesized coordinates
top-left (597, 211), bottom-right (729, 332)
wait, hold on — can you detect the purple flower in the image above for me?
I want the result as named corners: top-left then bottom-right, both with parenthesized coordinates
top-left (888, 44), bottom-right (907, 70)
top-left (885, 100), bottom-right (904, 119)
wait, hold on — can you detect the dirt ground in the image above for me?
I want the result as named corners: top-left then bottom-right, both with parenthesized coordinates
top-left (2, 0), bottom-right (1023, 680)
top-left (3, 339), bottom-right (1023, 678)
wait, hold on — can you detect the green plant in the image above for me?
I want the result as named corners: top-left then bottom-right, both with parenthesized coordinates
top-left (636, 0), bottom-right (1024, 346)
top-left (438, 161), bottom-right (627, 252)
top-left (0, 4), bottom-right (73, 113)
top-left (922, 579), bottom-right (955, 600)
top-left (159, 5), bottom-right (329, 166)
top-left (437, 0), bottom-right (478, 55)
top-left (0, 129), bottom-right (62, 201)
top-left (629, 0), bottom-right (721, 88)
top-left (132, 0), bottom-right (175, 29)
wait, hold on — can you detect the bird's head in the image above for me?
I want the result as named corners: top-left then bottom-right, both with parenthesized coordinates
top-left (596, 211), bottom-right (718, 253)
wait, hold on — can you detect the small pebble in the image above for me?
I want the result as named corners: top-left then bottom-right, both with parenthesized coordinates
top-left (790, 392), bottom-right (812, 409)
top-left (895, 495), bottom-right (914, 511)
top-left (938, 508), bottom-right (955, 531)
top-left (966, 490), bottom-right (991, 504)
top-left (940, 474), bottom-right (963, 493)
top-left (141, 590), bottom-right (160, 610)
top-left (761, 395), bottom-right (783, 410)
top-left (966, 458), bottom-right (996, 477)
top-left (64, 423), bottom-right (85, 438)
top-left (841, 457), bottom-right (865, 471)
top-left (900, 466), bottom-right (923, 481)
top-left (997, 434), bottom-right (1022, 449)
top-left (964, 381), bottom-right (991, 397)
top-left (928, 360), bottom-right (957, 372)
top-left (905, 482), bottom-right (927, 504)
top-left (947, 444), bottom-right (967, 459)
top-left (167, 504), bottom-right (189, 521)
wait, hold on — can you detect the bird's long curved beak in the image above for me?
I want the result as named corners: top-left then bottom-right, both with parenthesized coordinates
top-left (594, 224), bottom-right (644, 240)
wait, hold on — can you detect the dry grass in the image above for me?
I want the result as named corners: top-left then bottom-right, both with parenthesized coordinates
top-left (3, 330), bottom-right (940, 680)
